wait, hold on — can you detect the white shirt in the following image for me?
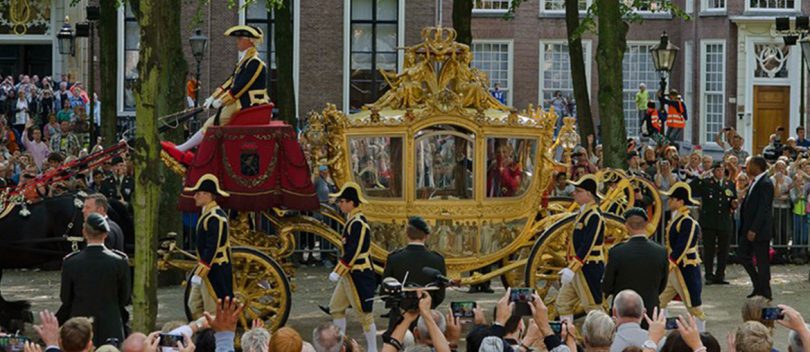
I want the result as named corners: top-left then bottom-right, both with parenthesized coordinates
top-left (238, 49), bottom-right (247, 62)
top-left (748, 171), bottom-right (767, 197)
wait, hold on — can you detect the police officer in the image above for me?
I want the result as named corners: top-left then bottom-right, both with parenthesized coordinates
top-left (165, 25), bottom-right (270, 160)
top-left (557, 174), bottom-right (605, 324)
top-left (328, 182), bottom-right (379, 352)
top-left (100, 156), bottom-right (134, 206)
top-left (659, 182), bottom-right (706, 331)
top-left (57, 213), bottom-right (131, 347)
top-left (382, 216), bottom-right (447, 307)
top-left (185, 174), bottom-right (233, 319)
top-left (691, 161), bottom-right (736, 285)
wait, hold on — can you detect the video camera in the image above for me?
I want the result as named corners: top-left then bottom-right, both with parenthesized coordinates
top-left (380, 277), bottom-right (421, 312)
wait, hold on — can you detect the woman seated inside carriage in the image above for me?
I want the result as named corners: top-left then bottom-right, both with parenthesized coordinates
top-left (486, 143), bottom-right (522, 197)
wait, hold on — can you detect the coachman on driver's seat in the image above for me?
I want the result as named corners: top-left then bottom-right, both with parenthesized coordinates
top-left (163, 24), bottom-right (269, 165)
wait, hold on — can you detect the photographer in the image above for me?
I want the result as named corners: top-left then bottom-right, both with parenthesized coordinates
top-left (382, 289), bottom-right (450, 352)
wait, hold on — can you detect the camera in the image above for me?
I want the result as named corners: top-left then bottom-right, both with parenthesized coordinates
top-left (451, 301), bottom-right (476, 318)
top-left (762, 307), bottom-right (784, 321)
top-left (380, 277), bottom-right (420, 312)
top-left (665, 317), bottom-right (678, 330)
top-left (0, 335), bottom-right (28, 352)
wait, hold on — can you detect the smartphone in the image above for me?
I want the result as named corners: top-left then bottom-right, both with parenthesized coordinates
top-left (665, 317), bottom-right (678, 330)
top-left (0, 336), bottom-right (29, 352)
top-left (159, 334), bottom-right (184, 348)
top-left (510, 288), bottom-right (534, 316)
top-left (451, 301), bottom-right (477, 318)
top-left (549, 321), bottom-right (563, 336)
top-left (762, 307), bottom-right (784, 320)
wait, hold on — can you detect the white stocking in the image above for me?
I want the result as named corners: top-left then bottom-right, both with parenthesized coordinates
top-left (364, 323), bottom-right (378, 352)
top-left (176, 130), bottom-right (204, 152)
top-left (333, 317), bottom-right (346, 335)
top-left (695, 318), bottom-right (706, 332)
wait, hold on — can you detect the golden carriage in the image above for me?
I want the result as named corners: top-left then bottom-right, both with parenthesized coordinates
top-left (157, 26), bottom-right (663, 333)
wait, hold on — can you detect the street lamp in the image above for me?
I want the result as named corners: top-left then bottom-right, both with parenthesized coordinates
top-left (189, 28), bottom-right (208, 108)
top-left (56, 17), bottom-right (75, 56)
top-left (650, 31), bottom-right (680, 94)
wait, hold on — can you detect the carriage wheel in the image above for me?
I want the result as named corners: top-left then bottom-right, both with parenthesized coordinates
top-left (184, 246), bottom-right (292, 333)
top-left (523, 213), bottom-right (626, 319)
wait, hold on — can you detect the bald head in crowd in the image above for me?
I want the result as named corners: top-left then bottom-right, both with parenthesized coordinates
top-left (613, 290), bottom-right (645, 322)
top-left (122, 333), bottom-right (147, 352)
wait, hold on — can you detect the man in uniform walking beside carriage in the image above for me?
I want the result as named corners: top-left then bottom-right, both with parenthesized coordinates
top-left (185, 174), bottom-right (233, 319)
top-left (659, 182), bottom-right (706, 332)
top-left (691, 161), bottom-right (736, 285)
top-left (557, 174), bottom-right (605, 324)
top-left (327, 182), bottom-right (379, 352)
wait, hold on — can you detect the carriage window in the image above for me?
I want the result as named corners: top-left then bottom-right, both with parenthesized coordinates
top-left (415, 125), bottom-right (475, 200)
top-left (485, 138), bottom-right (537, 198)
top-left (348, 136), bottom-right (403, 198)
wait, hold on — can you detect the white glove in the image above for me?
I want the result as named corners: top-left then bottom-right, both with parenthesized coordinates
top-left (329, 272), bottom-right (341, 282)
top-left (559, 268), bottom-right (575, 285)
top-left (190, 275), bottom-right (203, 287)
top-left (203, 96), bottom-right (214, 109)
top-left (211, 98), bottom-right (223, 109)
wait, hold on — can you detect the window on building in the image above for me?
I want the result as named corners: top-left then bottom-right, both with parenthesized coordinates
top-left (245, 1), bottom-right (294, 102)
top-left (749, 0), bottom-right (796, 9)
top-left (471, 41), bottom-right (511, 106)
top-left (539, 42), bottom-right (590, 117)
top-left (704, 0), bottom-right (725, 9)
top-left (123, 4), bottom-right (139, 112)
top-left (541, 0), bottom-right (590, 12)
top-left (474, 0), bottom-right (510, 11)
top-left (349, 0), bottom-right (398, 111)
top-left (622, 43), bottom-right (658, 137)
top-left (702, 42), bottom-right (725, 143)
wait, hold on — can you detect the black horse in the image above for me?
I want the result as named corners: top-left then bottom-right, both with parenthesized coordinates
top-left (0, 192), bottom-right (134, 332)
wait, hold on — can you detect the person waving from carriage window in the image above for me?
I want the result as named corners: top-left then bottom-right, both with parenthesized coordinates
top-left (162, 25), bottom-right (270, 164)
top-left (557, 174), bottom-right (606, 324)
top-left (658, 182), bottom-right (706, 332)
top-left (326, 182), bottom-right (379, 352)
top-left (184, 174), bottom-right (233, 320)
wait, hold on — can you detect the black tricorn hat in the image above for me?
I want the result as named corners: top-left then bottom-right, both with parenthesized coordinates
top-left (224, 25), bottom-right (263, 40)
top-left (661, 182), bottom-right (700, 206)
top-left (623, 207), bottom-right (648, 221)
top-left (567, 174), bottom-right (601, 200)
top-left (408, 216), bottom-right (431, 235)
top-left (85, 212), bottom-right (110, 233)
top-left (329, 182), bottom-right (367, 205)
top-left (184, 174), bottom-right (230, 197)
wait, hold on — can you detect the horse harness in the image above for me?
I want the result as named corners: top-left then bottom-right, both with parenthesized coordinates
top-left (0, 198), bottom-right (85, 256)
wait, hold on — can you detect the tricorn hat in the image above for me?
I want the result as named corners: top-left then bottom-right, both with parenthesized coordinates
top-left (622, 207), bottom-right (649, 221)
top-left (408, 216), bottom-right (431, 235)
top-left (184, 174), bottom-right (230, 197)
top-left (661, 181), bottom-right (700, 206)
top-left (224, 25), bottom-right (264, 40)
top-left (567, 174), bottom-right (601, 200)
top-left (329, 182), bottom-right (367, 205)
top-left (85, 212), bottom-right (110, 233)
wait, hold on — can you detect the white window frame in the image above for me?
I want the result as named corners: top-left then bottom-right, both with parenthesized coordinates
top-left (471, 39), bottom-right (514, 107)
top-left (116, 5), bottom-right (137, 117)
top-left (537, 40), bottom-right (593, 113)
top-left (622, 41), bottom-right (658, 138)
top-left (683, 40), bottom-right (694, 144)
top-left (342, 0), bottom-right (405, 113)
top-left (238, 0), bottom-right (301, 119)
top-left (700, 40), bottom-right (726, 146)
top-left (473, 0), bottom-right (511, 14)
top-left (745, 0), bottom-right (801, 11)
top-left (701, 0), bottom-right (726, 12)
top-left (539, 0), bottom-right (592, 15)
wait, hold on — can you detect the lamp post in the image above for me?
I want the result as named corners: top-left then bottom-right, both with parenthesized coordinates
top-left (649, 31), bottom-right (680, 95)
top-left (189, 28), bottom-right (208, 108)
top-left (56, 7), bottom-right (99, 144)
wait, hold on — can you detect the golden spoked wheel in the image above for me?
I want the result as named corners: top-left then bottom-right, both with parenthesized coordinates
top-left (523, 213), bottom-right (626, 318)
top-left (184, 246), bottom-right (292, 332)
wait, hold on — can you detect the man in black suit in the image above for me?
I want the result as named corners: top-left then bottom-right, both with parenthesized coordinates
top-left (739, 156), bottom-right (774, 299)
top-left (81, 193), bottom-right (124, 252)
top-left (56, 213), bottom-right (131, 347)
top-left (602, 207), bottom-right (668, 319)
top-left (100, 156), bottom-right (134, 206)
top-left (382, 216), bottom-right (447, 307)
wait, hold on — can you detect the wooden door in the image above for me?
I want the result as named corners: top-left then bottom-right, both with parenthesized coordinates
top-left (753, 86), bottom-right (790, 154)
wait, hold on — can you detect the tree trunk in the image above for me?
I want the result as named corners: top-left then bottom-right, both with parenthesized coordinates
top-left (131, 0), bottom-right (186, 332)
top-left (452, 0), bottom-right (473, 46)
top-left (595, 0), bottom-right (628, 168)
top-left (98, 0), bottom-right (118, 147)
top-left (274, 0), bottom-right (296, 125)
top-left (564, 0), bottom-right (594, 143)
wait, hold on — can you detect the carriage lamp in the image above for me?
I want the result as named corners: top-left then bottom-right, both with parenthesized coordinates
top-left (57, 17), bottom-right (75, 56)
top-left (650, 31), bottom-right (679, 94)
top-left (559, 116), bottom-right (580, 164)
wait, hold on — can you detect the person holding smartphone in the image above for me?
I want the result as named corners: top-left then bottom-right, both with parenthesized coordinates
top-left (557, 175), bottom-right (606, 324)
